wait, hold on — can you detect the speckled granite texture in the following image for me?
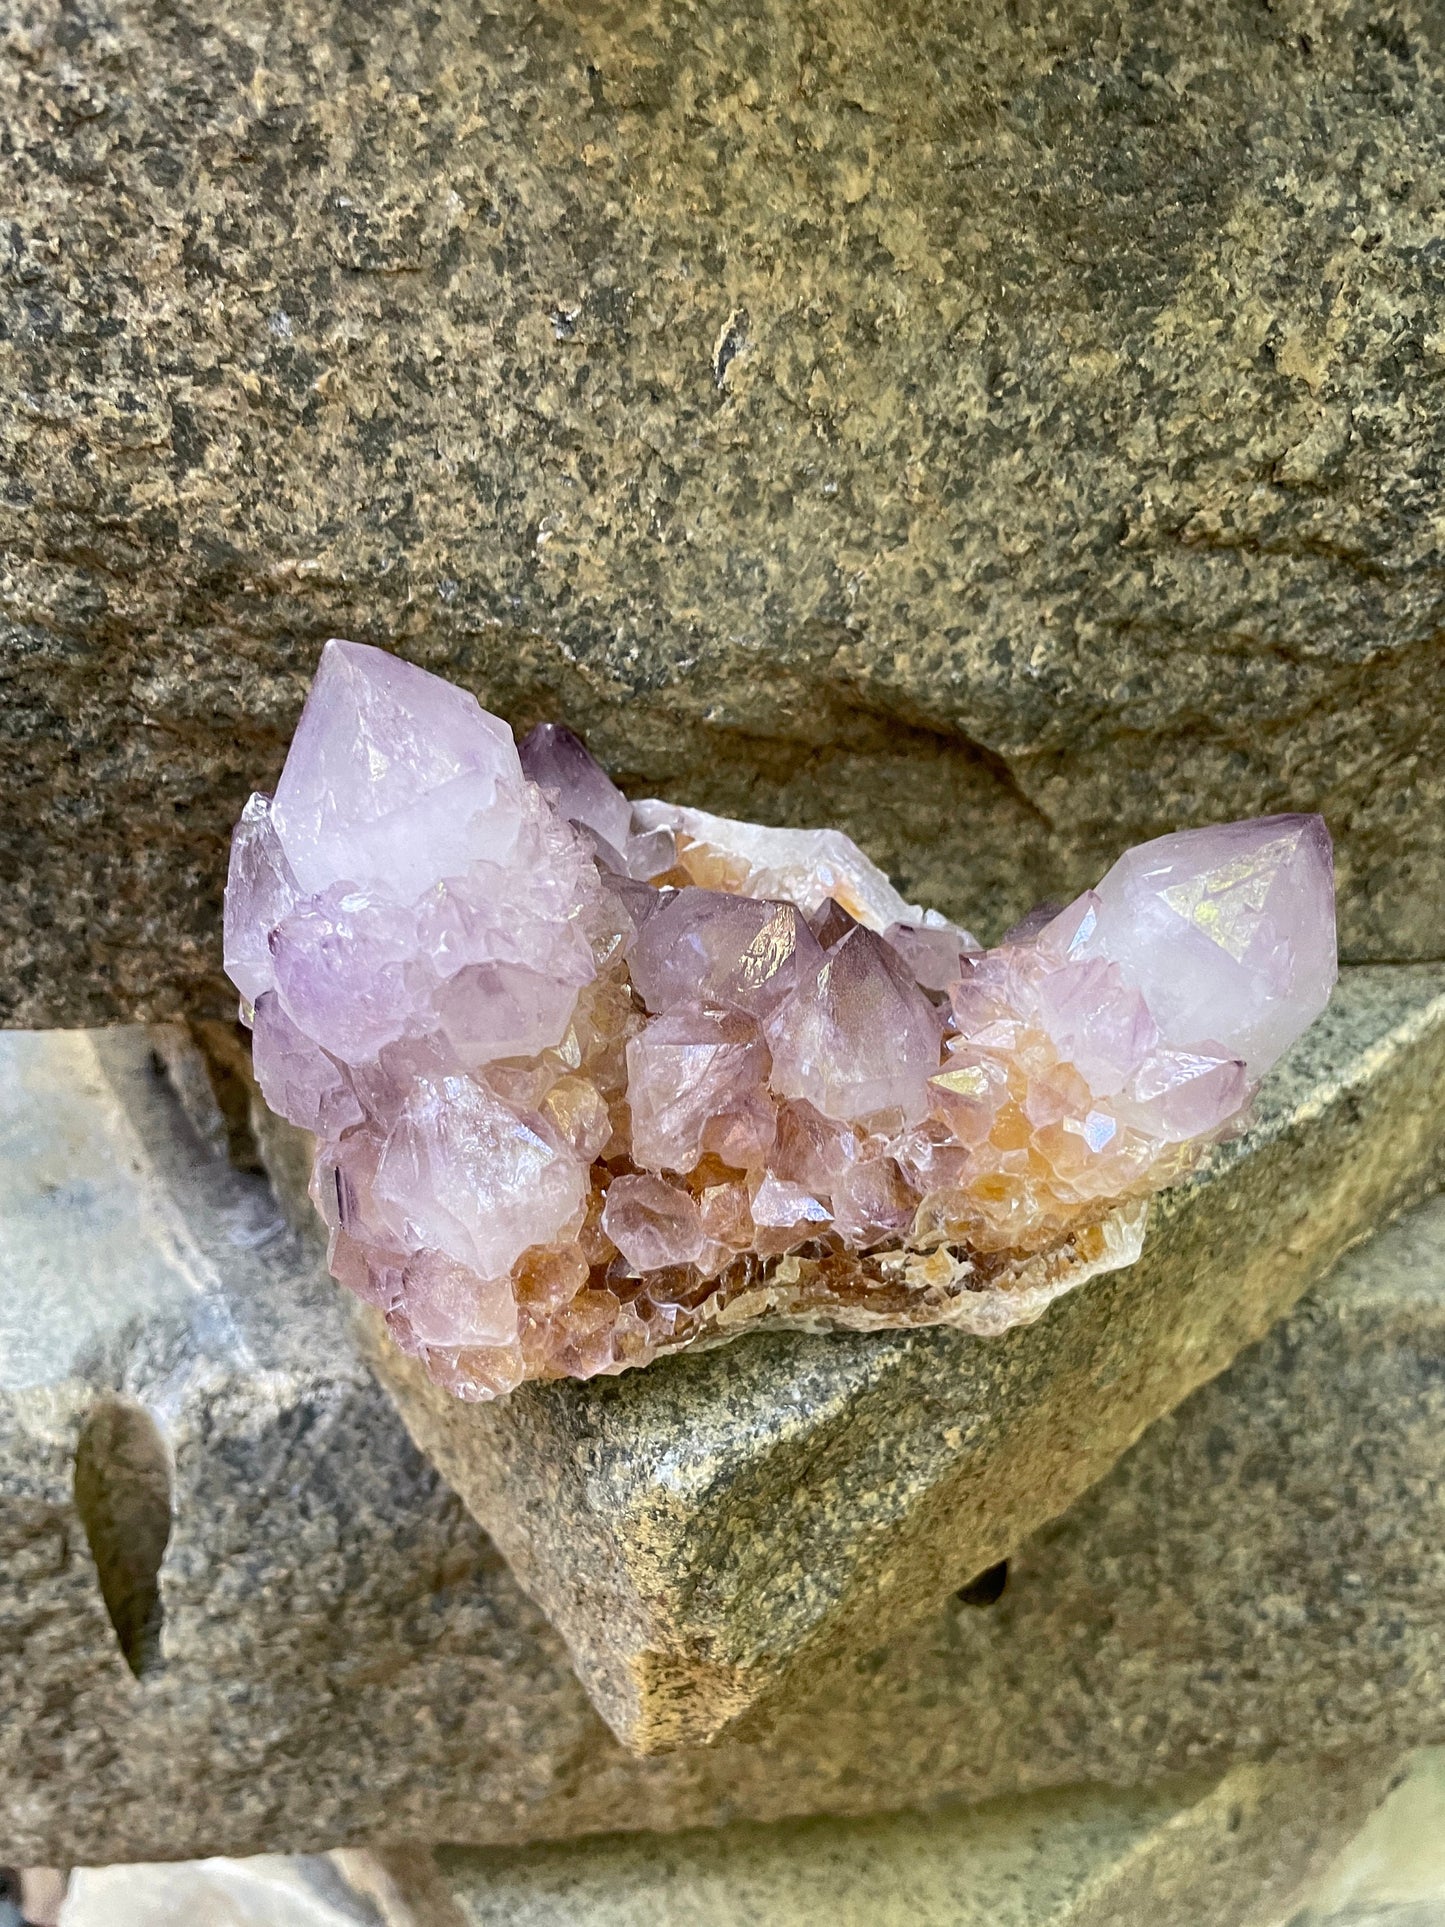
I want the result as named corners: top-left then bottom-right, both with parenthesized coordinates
top-left (4, 0), bottom-right (1445, 1025)
top-left (424, 1757), bottom-right (1408, 1927)
top-left (4, 1025), bottom-right (1445, 1866)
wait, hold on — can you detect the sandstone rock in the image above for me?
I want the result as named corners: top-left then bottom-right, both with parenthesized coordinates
top-left (423, 1755), bottom-right (1407, 1927)
top-left (4, 1024), bottom-right (1445, 1868)
top-left (5, 0), bottom-right (1445, 1026)
top-left (348, 964), bottom-right (1445, 1749)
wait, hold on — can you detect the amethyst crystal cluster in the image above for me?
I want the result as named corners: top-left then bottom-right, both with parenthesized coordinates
top-left (225, 641), bottom-right (1337, 1398)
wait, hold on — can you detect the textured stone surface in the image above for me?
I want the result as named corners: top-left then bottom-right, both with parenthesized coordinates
top-left (0, 1027), bottom-right (603, 1867)
top-left (5, 0), bottom-right (1445, 1028)
top-left (47, 1754), bottom-right (1445, 1927)
top-left (426, 1756), bottom-right (1406, 1927)
top-left (5, 1024), bottom-right (1445, 1870)
top-left (349, 963), bottom-right (1445, 1749)
top-left (1288, 1748), bottom-right (1445, 1926)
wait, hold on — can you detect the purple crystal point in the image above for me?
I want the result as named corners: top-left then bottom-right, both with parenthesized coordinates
top-left (602, 1173), bottom-right (707, 1272)
top-left (270, 885), bottom-right (421, 1062)
top-left (629, 888), bottom-right (824, 1019)
top-left (1029, 957), bottom-right (1158, 1098)
top-left (224, 644), bottom-right (1339, 1400)
top-left (519, 721), bottom-right (633, 860)
top-left (401, 1249), bottom-right (521, 1349)
top-left (1116, 1046), bottom-right (1250, 1144)
top-left (747, 1171), bottom-right (831, 1253)
top-left (250, 992), bottom-right (364, 1139)
top-left (374, 1074), bottom-right (586, 1282)
top-left (625, 1006), bottom-right (773, 1174)
top-left (223, 794), bottom-right (300, 1006)
top-left (884, 918), bottom-right (980, 993)
top-left (766, 926), bottom-right (943, 1126)
top-left (272, 639), bottom-right (525, 896)
top-left (810, 899), bottom-right (861, 948)
top-left (1071, 814), bottom-right (1337, 1075)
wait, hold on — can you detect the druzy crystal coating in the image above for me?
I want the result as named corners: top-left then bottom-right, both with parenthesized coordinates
top-left (225, 641), bottom-right (1337, 1399)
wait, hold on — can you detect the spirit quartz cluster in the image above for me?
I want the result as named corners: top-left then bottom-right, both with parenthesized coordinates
top-left (225, 641), bottom-right (1337, 1399)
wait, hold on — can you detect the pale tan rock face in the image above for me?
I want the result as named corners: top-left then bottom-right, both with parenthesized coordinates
top-left (36, 1755), bottom-right (1427, 1927)
top-left (4, 1025), bottom-right (1445, 1866)
top-left (427, 1756), bottom-right (1408, 1927)
top-left (4, 0), bottom-right (1445, 1025)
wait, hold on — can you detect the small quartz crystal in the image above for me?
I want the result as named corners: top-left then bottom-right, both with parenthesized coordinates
top-left (226, 641), bottom-right (1338, 1397)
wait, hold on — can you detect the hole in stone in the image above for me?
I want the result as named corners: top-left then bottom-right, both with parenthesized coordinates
top-left (73, 1397), bottom-right (173, 1680)
top-left (956, 1559), bottom-right (1009, 1607)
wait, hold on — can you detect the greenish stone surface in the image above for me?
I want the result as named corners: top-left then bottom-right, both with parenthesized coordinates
top-left (4, 0), bottom-right (1445, 1025)
top-left (425, 1757), bottom-right (1406, 1927)
top-left (353, 965), bottom-right (1445, 1749)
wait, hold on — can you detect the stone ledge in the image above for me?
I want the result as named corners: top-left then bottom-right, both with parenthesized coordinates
top-left (352, 964), bottom-right (1445, 1750)
top-left (44, 1753), bottom-right (1444, 1927)
top-left (423, 1754), bottom-right (1406, 1927)
top-left (4, 1025), bottom-right (1445, 1866)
